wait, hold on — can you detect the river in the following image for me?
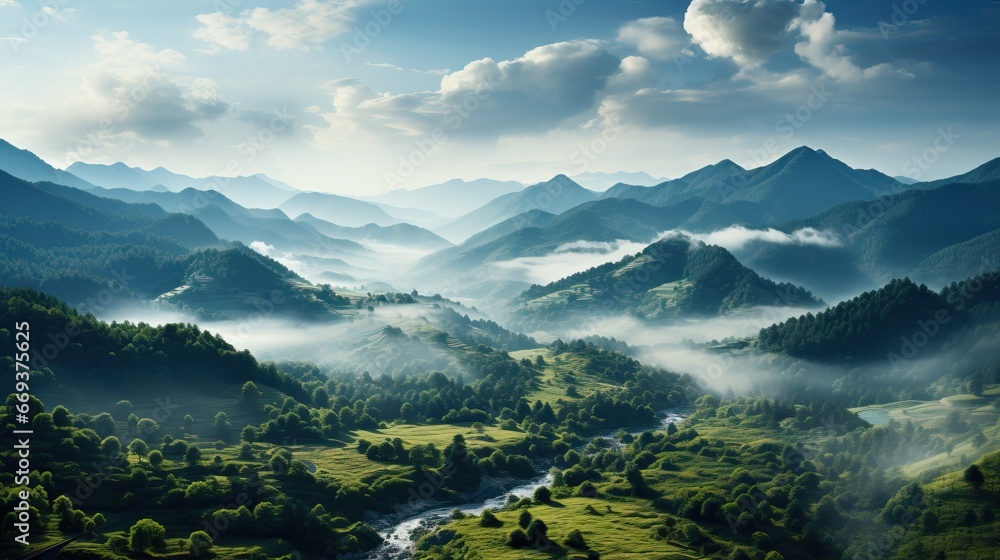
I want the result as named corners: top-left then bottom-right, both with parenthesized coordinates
top-left (361, 407), bottom-right (690, 559)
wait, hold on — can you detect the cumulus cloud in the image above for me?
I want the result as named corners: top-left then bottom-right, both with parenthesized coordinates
top-left (195, 0), bottom-right (368, 52)
top-left (791, 0), bottom-right (893, 81)
top-left (308, 40), bottom-right (621, 144)
top-left (684, 0), bottom-right (892, 81)
top-left (20, 31), bottom-right (234, 164)
top-left (0, 0), bottom-right (20, 7)
top-left (617, 17), bottom-right (691, 60)
top-left (75, 33), bottom-right (228, 143)
top-left (684, 0), bottom-right (801, 68)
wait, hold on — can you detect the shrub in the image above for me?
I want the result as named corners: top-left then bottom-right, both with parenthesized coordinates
top-left (564, 529), bottom-right (587, 549)
top-left (128, 518), bottom-right (166, 552)
top-left (189, 530), bottom-right (213, 558)
top-left (518, 510), bottom-right (532, 529)
top-left (480, 510), bottom-right (503, 527)
top-left (507, 529), bottom-right (530, 548)
top-left (533, 486), bottom-right (552, 503)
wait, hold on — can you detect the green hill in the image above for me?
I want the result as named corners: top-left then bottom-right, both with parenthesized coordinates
top-left (508, 234), bottom-right (821, 331)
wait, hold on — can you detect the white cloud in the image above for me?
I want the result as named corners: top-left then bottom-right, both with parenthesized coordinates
top-left (250, 241), bottom-right (276, 255)
top-left (792, 0), bottom-right (893, 81)
top-left (673, 226), bottom-right (841, 251)
top-left (308, 40), bottom-right (621, 145)
top-left (684, 0), bottom-right (892, 81)
top-left (17, 32), bottom-right (233, 162)
top-left (0, 0), bottom-right (20, 7)
top-left (684, 0), bottom-right (801, 68)
top-left (617, 17), bottom-right (690, 60)
top-left (413, 68), bottom-right (451, 76)
top-left (194, 12), bottom-right (252, 53)
top-left (194, 0), bottom-right (368, 52)
top-left (494, 239), bottom-right (649, 285)
top-left (366, 62), bottom-right (403, 70)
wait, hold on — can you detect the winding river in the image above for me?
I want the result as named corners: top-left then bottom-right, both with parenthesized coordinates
top-left (361, 408), bottom-right (690, 559)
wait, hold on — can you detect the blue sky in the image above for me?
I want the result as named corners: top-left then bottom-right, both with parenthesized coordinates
top-left (1, 0), bottom-right (997, 195)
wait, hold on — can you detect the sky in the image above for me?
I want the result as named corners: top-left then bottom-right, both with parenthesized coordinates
top-left (1, 0), bottom-right (998, 196)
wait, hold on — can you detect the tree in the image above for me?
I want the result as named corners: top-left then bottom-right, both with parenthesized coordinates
top-left (480, 510), bottom-right (503, 527)
top-left (472, 422), bottom-right (486, 434)
top-left (137, 418), bottom-right (159, 437)
top-left (564, 529), bottom-right (587, 549)
top-left (400, 402), bottom-right (416, 421)
top-left (112, 400), bottom-right (134, 418)
top-left (100, 436), bottom-right (123, 458)
top-left (533, 486), bottom-right (552, 503)
top-left (53, 495), bottom-right (74, 524)
top-left (214, 411), bottom-right (232, 435)
top-left (128, 439), bottom-right (149, 462)
top-left (526, 518), bottom-right (549, 546)
top-left (518, 510), bottom-right (532, 529)
top-left (964, 464), bottom-right (985, 488)
top-left (148, 450), bottom-right (164, 469)
top-left (507, 528), bottom-right (530, 548)
top-left (183, 414), bottom-right (195, 431)
top-left (241, 381), bottom-right (262, 404)
top-left (409, 443), bottom-right (441, 472)
top-left (185, 446), bottom-right (202, 467)
top-left (625, 463), bottom-right (646, 494)
top-left (189, 530), bottom-right (214, 557)
top-left (52, 405), bottom-right (72, 427)
top-left (128, 518), bottom-right (166, 552)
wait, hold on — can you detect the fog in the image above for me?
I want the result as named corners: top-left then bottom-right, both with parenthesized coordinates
top-left (554, 306), bottom-right (817, 346)
top-left (674, 226), bottom-right (842, 251)
top-left (493, 239), bottom-right (650, 285)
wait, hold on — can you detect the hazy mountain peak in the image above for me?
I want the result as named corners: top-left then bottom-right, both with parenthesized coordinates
top-left (0, 138), bottom-right (98, 190)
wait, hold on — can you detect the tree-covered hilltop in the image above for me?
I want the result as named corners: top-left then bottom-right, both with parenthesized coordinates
top-left (0, 287), bottom-right (309, 399)
top-left (758, 273), bottom-right (1000, 363)
top-left (510, 234), bottom-right (821, 330)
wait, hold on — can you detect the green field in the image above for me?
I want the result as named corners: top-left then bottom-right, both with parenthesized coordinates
top-left (850, 394), bottom-right (1000, 478)
top-left (427, 497), bottom-right (704, 560)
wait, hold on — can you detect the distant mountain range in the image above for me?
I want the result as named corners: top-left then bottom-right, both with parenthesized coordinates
top-left (294, 213), bottom-right (453, 251)
top-left (601, 147), bottom-right (906, 229)
top-left (280, 191), bottom-right (404, 228)
top-left (364, 178), bottom-right (524, 218)
top-left (570, 171), bottom-right (667, 190)
top-left (0, 139), bottom-right (98, 190)
top-left (507, 234), bottom-right (822, 332)
top-left (3, 136), bottom-right (998, 318)
top-left (433, 175), bottom-right (598, 242)
top-left (0, 169), bottom-right (345, 320)
top-left (67, 161), bottom-right (300, 209)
